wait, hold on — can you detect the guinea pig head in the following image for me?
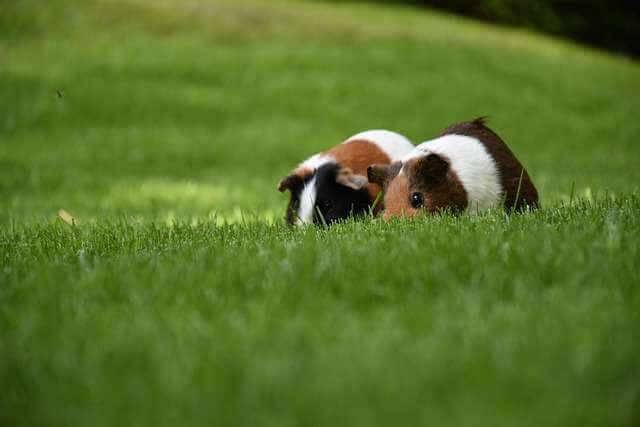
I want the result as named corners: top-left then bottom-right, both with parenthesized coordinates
top-left (278, 164), bottom-right (370, 225)
top-left (368, 153), bottom-right (468, 220)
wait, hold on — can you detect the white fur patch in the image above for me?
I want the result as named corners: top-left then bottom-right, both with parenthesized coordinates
top-left (301, 154), bottom-right (333, 170)
top-left (296, 176), bottom-right (317, 226)
top-left (403, 135), bottom-right (502, 212)
top-left (293, 154), bottom-right (333, 226)
top-left (345, 130), bottom-right (414, 161)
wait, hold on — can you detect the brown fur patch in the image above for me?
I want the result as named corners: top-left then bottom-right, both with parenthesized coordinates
top-left (367, 162), bottom-right (402, 191)
top-left (328, 140), bottom-right (391, 212)
top-left (382, 174), bottom-right (412, 220)
top-left (405, 157), bottom-right (468, 214)
top-left (278, 167), bottom-right (314, 192)
top-left (439, 117), bottom-right (539, 210)
top-left (328, 140), bottom-right (390, 176)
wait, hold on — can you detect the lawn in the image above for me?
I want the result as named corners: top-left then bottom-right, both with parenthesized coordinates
top-left (1, 1), bottom-right (639, 426)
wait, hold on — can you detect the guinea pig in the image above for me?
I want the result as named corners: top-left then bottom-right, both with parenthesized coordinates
top-left (367, 118), bottom-right (538, 219)
top-left (278, 130), bottom-right (414, 225)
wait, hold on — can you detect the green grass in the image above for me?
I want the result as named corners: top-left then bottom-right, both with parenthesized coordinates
top-left (1, 1), bottom-right (639, 426)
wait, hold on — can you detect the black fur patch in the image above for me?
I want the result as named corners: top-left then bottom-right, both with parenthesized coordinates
top-left (312, 163), bottom-right (371, 225)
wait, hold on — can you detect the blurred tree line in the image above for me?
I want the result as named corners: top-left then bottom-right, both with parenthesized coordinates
top-left (342, 0), bottom-right (640, 56)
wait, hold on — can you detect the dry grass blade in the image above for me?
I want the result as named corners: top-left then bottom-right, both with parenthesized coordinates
top-left (58, 209), bottom-right (77, 225)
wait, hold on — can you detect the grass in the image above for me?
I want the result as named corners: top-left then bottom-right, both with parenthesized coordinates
top-left (1, 1), bottom-right (639, 426)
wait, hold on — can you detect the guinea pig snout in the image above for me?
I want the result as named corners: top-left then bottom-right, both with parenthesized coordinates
top-left (380, 175), bottom-right (413, 221)
top-left (382, 210), bottom-right (395, 221)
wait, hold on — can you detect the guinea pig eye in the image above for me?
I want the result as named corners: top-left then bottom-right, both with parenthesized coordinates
top-left (410, 192), bottom-right (424, 209)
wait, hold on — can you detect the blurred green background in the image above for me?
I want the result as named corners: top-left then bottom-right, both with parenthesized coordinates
top-left (1, 0), bottom-right (638, 224)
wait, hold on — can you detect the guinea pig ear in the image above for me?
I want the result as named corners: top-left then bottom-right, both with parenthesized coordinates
top-left (277, 174), bottom-right (303, 192)
top-left (417, 153), bottom-right (449, 184)
top-left (336, 168), bottom-right (368, 190)
top-left (367, 164), bottom-right (391, 187)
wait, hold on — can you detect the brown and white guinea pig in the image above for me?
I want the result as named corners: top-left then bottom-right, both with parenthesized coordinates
top-left (278, 130), bottom-right (414, 225)
top-left (367, 118), bottom-right (538, 220)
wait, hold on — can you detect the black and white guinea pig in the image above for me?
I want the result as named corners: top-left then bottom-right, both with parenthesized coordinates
top-left (367, 118), bottom-right (538, 220)
top-left (278, 130), bottom-right (414, 225)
